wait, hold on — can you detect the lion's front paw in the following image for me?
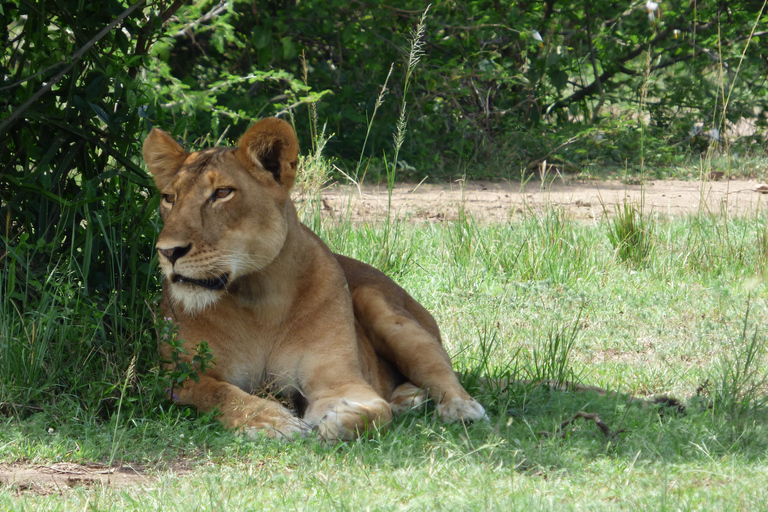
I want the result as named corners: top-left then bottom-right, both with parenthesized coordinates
top-left (242, 414), bottom-right (309, 440)
top-left (437, 397), bottom-right (487, 423)
top-left (306, 398), bottom-right (392, 442)
top-left (233, 400), bottom-right (310, 440)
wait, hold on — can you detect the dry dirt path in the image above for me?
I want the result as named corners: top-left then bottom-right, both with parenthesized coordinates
top-left (314, 179), bottom-right (768, 223)
top-left (0, 462), bottom-right (153, 495)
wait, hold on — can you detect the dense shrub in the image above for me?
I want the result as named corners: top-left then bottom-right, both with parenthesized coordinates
top-left (146, 1), bottom-right (768, 178)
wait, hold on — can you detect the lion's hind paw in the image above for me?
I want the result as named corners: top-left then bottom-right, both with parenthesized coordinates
top-left (437, 397), bottom-right (488, 423)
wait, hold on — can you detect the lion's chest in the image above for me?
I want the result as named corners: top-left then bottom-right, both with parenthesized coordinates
top-left (175, 305), bottom-right (291, 395)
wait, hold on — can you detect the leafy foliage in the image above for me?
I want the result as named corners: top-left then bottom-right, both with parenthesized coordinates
top-left (0, 0), bottom-right (183, 413)
top-left (142, 0), bottom-right (329, 146)
top-left (147, 1), bottom-right (768, 178)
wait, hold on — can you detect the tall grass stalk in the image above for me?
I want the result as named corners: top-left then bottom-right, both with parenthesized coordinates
top-left (711, 297), bottom-right (767, 418)
top-left (300, 51), bottom-right (320, 156)
top-left (388, 4), bottom-right (429, 213)
top-left (294, 122), bottom-right (333, 231)
top-left (637, 49), bottom-right (653, 179)
top-left (758, 221), bottom-right (768, 273)
top-left (108, 354), bottom-right (137, 468)
top-left (353, 64), bottom-right (394, 183)
top-left (353, 6), bottom-right (429, 275)
top-left (293, 52), bottom-right (336, 231)
top-left (529, 308), bottom-right (582, 388)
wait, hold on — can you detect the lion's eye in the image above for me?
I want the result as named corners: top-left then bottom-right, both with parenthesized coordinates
top-left (162, 194), bottom-right (176, 205)
top-left (212, 188), bottom-right (233, 201)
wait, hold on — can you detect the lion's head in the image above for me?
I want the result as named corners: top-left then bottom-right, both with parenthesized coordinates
top-left (142, 118), bottom-right (300, 314)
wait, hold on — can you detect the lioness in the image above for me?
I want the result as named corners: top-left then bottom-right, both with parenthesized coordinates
top-left (142, 118), bottom-right (486, 441)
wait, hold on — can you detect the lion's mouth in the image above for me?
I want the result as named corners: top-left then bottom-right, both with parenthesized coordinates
top-left (171, 273), bottom-right (229, 291)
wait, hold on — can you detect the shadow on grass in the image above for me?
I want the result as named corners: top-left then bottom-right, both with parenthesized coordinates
top-left (3, 375), bottom-right (767, 478)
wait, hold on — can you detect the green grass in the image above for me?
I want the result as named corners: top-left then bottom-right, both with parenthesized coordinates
top-left (606, 200), bottom-right (653, 266)
top-left (1, 203), bottom-right (767, 509)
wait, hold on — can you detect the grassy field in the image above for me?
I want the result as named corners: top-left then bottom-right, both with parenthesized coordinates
top-left (1, 193), bottom-right (767, 510)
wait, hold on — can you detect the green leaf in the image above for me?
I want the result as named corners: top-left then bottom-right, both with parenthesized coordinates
top-left (252, 27), bottom-right (271, 49)
top-left (549, 69), bottom-right (568, 91)
top-left (281, 36), bottom-right (296, 60)
top-left (89, 102), bottom-right (110, 124)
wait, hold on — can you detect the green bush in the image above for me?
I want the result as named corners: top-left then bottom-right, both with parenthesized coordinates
top-left (0, 0), bottom-right (177, 415)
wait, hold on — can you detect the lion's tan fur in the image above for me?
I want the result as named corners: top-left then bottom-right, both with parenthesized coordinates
top-left (142, 118), bottom-right (485, 440)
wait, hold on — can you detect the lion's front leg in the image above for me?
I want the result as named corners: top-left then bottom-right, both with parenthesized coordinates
top-left (303, 390), bottom-right (392, 442)
top-left (291, 351), bottom-right (392, 441)
top-left (171, 375), bottom-right (308, 439)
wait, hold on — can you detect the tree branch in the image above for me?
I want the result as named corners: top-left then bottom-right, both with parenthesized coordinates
top-left (549, 26), bottom-right (675, 112)
top-left (584, 1), bottom-right (605, 122)
top-left (0, 0), bottom-right (147, 138)
top-left (128, 0), bottom-right (187, 79)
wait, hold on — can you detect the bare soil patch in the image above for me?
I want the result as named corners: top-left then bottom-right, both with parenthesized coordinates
top-left (0, 461), bottom-right (189, 495)
top-left (314, 179), bottom-right (767, 223)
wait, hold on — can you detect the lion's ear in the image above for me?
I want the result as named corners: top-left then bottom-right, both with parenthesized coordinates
top-left (142, 128), bottom-right (188, 190)
top-left (236, 117), bottom-right (299, 189)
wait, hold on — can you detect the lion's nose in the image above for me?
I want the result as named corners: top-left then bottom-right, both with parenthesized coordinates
top-left (158, 243), bottom-right (192, 265)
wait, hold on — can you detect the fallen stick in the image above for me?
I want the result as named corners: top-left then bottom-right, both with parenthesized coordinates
top-left (538, 411), bottom-right (626, 439)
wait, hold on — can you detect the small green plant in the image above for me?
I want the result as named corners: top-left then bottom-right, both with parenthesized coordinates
top-left (606, 200), bottom-right (654, 266)
top-left (160, 320), bottom-right (215, 393)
